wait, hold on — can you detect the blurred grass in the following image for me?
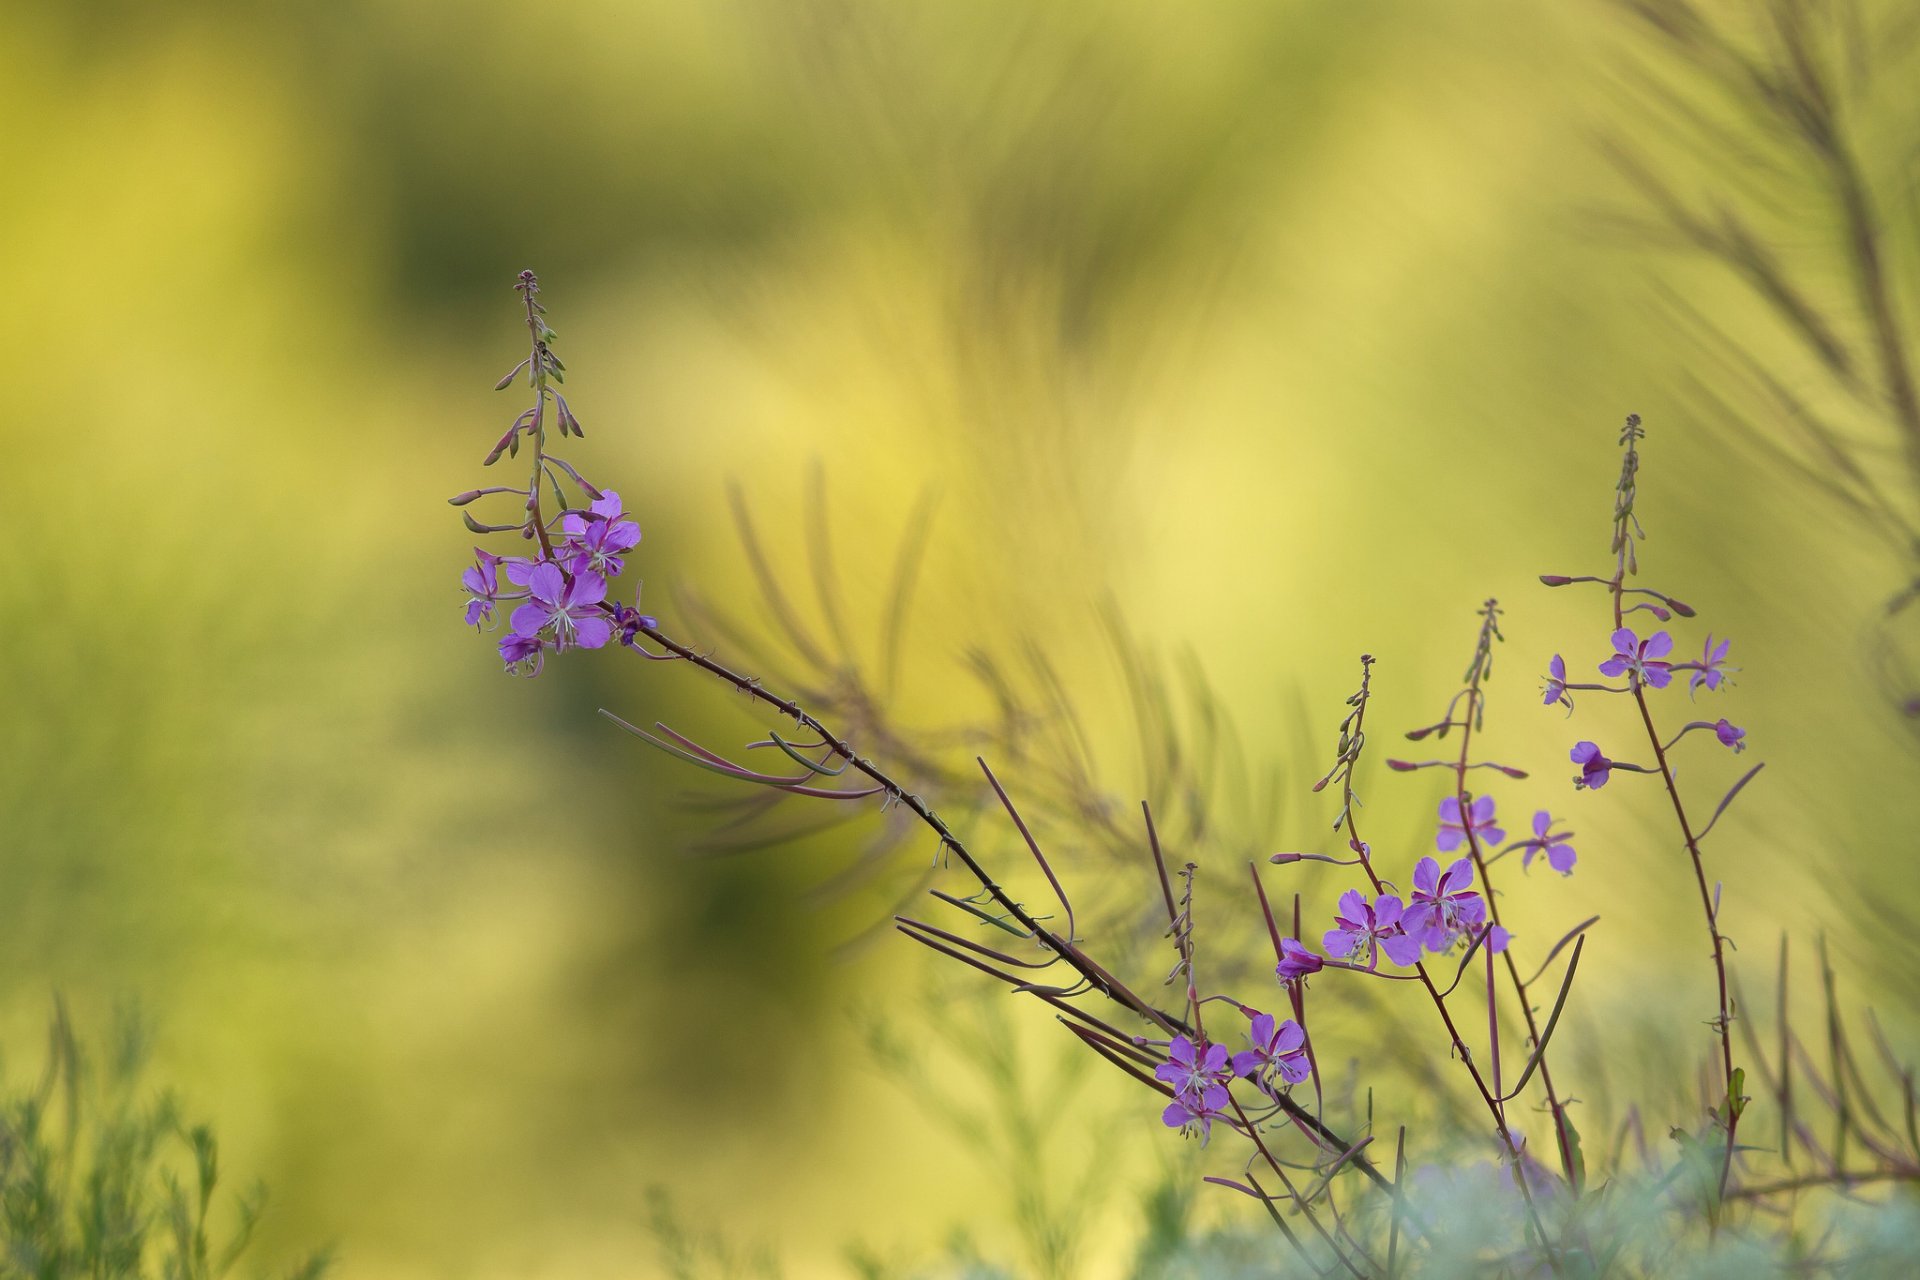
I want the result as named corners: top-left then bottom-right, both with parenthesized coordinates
top-left (3, 0), bottom-right (1920, 1274)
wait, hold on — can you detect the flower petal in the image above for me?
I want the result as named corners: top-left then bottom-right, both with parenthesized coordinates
top-left (527, 561), bottom-right (566, 606)
top-left (509, 601), bottom-right (552, 637)
top-left (1413, 856), bottom-right (1441, 896)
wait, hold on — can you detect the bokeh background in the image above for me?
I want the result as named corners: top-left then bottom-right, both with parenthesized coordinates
top-left (5, 1), bottom-right (1920, 1275)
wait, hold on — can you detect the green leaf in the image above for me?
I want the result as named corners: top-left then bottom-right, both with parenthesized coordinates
top-left (1556, 1108), bottom-right (1587, 1195)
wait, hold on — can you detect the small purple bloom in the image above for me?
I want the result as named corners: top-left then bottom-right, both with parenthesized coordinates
top-left (1541, 654), bottom-right (1570, 709)
top-left (608, 600), bottom-right (661, 648)
top-left (509, 563), bottom-right (612, 650)
top-left (462, 548), bottom-right (502, 628)
top-left (1231, 1011), bottom-right (1311, 1093)
top-left (1156, 1035), bottom-right (1233, 1102)
top-left (1477, 923), bottom-right (1512, 953)
top-left (1161, 1084), bottom-right (1231, 1145)
top-left (1689, 634), bottom-right (1736, 696)
top-left (1571, 740), bottom-right (1612, 790)
top-left (1598, 627), bottom-right (1675, 689)
top-left (1713, 718), bottom-right (1746, 753)
top-left (1275, 938), bottom-right (1325, 984)
top-left (1437, 794), bottom-right (1504, 852)
top-left (1404, 857), bottom-right (1486, 953)
top-left (561, 489), bottom-right (643, 580)
top-left (1324, 889), bottom-right (1418, 970)
top-left (1523, 810), bottom-right (1577, 876)
top-left (498, 631), bottom-right (545, 676)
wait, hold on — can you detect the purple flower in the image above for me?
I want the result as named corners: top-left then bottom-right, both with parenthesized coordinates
top-left (509, 563), bottom-right (612, 650)
top-left (1689, 634), bottom-right (1736, 696)
top-left (1275, 938), bottom-right (1325, 984)
top-left (1714, 718), bottom-right (1746, 752)
top-left (1541, 654), bottom-right (1570, 709)
top-left (1522, 810), bottom-right (1576, 875)
top-left (462, 548), bottom-right (503, 628)
top-left (1571, 741), bottom-right (1612, 790)
top-left (1161, 1085), bottom-right (1231, 1145)
top-left (1404, 857), bottom-right (1486, 953)
top-left (608, 599), bottom-right (661, 648)
top-left (1156, 1035), bottom-right (1234, 1103)
top-left (1599, 627), bottom-right (1675, 689)
top-left (1231, 1011), bottom-right (1311, 1093)
top-left (560, 489), bottom-right (643, 580)
top-left (498, 631), bottom-right (545, 676)
top-left (1476, 923), bottom-right (1512, 953)
top-left (1324, 889), bottom-right (1421, 969)
top-left (1437, 794), bottom-right (1504, 852)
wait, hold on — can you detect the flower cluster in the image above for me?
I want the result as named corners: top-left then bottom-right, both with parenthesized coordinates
top-left (1156, 1034), bottom-right (1235, 1143)
top-left (462, 491), bottom-right (647, 673)
top-left (1547, 626), bottom-right (1746, 789)
top-left (1157, 1011), bottom-right (1313, 1144)
top-left (451, 273), bottom-right (654, 676)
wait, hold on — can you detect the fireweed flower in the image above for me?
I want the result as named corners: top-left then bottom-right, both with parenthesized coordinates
top-left (498, 631), bottom-right (545, 676)
top-left (1161, 1085), bottom-right (1232, 1145)
top-left (1522, 810), bottom-right (1576, 875)
top-left (461, 548), bottom-right (503, 627)
top-left (1404, 857), bottom-right (1486, 953)
top-left (1599, 627), bottom-right (1675, 689)
top-left (1231, 1011), bottom-right (1311, 1094)
top-left (1688, 633), bottom-right (1736, 695)
top-left (1571, 740), bottom-right (1613, 790)
top-left (1275, 938), bottom-right (1325, 984)
top-left (1156, 1035), bottom-right (1234, 1102)
top-left (608, 599), bottom-right (661, 648)
top-left (560, 489), bottom-right (642, 579)
top-left (510, 563), bottom-right (612, 651)
top-left (1541, 654), bottom-right (1571, 710)
top-left (1437, 794), bottom-right (1504, 852)
top-left (1324, 889), bottom-right (1422, 969)
top-left (1714, 718), bottom-right (1747, 752)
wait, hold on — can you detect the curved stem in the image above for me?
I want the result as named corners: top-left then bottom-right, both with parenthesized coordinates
top-left (629, 622), bottom-right (1399, 1196)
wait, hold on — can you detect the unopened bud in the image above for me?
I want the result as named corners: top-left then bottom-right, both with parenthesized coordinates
top-left (1539, 574), bottom-right (1573, 587)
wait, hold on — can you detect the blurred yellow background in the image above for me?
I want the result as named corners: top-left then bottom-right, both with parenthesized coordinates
top-left (4, 1), bottom-right (1919, 1276)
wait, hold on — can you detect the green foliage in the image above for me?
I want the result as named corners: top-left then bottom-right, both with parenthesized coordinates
top-left (0, 1002), bottom-right (328, 1280)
